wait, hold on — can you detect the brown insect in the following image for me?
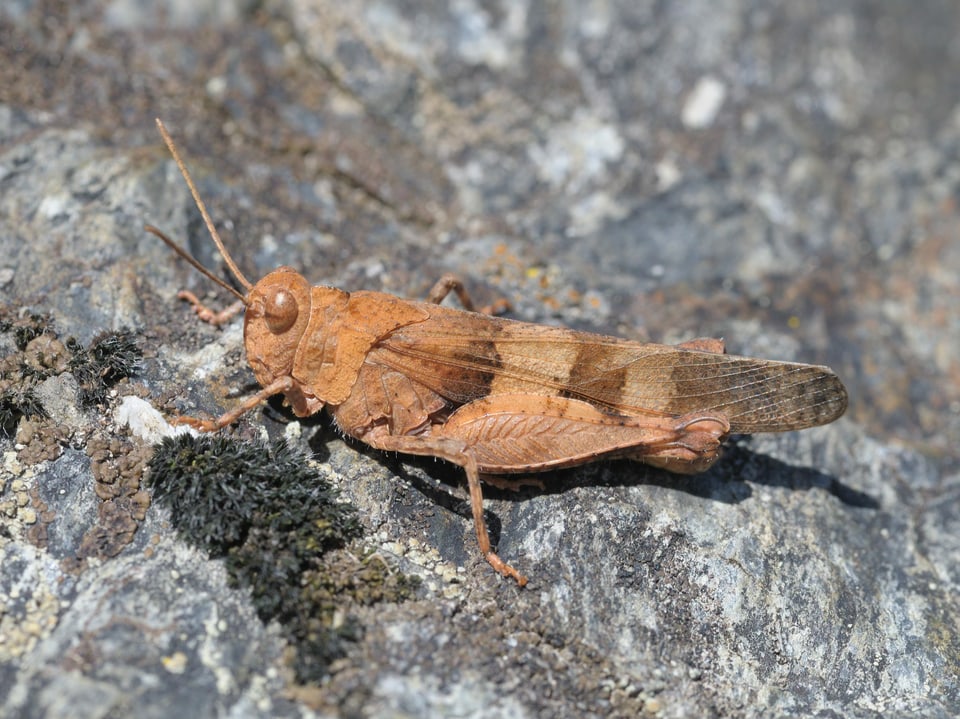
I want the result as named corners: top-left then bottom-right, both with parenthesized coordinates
top-left (146, 119), bottom-right (847, 586)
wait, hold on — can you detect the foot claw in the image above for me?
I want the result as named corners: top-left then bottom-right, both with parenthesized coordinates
top-left (486, 551), bottom-right (528, 587)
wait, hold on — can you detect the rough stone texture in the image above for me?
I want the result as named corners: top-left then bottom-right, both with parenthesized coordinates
top-left (2, 1), bottom-right (959, 717)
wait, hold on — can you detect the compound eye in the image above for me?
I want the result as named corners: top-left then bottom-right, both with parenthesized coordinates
top-left (263, 287), bottom-right (298, 334)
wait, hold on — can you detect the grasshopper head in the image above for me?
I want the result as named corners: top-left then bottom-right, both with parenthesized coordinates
top-left (244, 267), bottom-right (311, 387)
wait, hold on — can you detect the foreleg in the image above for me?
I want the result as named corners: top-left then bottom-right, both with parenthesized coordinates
top-left (172, 376), bottom-right (295, 432)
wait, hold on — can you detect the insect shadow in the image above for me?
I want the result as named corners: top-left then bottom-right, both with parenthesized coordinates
top-left (653, 438), bottom-right (879, 510)
top-left (746, 440), bottom-right (875, 507)
top-left (383, 434), bottom-right (878, 511)
top-left (286, 408), bottom-right (878, 554)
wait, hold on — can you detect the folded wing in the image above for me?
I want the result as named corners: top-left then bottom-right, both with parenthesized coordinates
top-left (369, 306), bottom-right (847, 434)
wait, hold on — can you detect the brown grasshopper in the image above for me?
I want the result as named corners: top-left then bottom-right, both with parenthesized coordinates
top-left (146, 119), bottom-right (847, 586)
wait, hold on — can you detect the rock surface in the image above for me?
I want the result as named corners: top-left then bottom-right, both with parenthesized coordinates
top-left (2, 1), bottom-right (959, 717)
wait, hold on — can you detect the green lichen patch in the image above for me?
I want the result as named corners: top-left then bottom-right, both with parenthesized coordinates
top-left (146, 433), bottom-right (417, 684)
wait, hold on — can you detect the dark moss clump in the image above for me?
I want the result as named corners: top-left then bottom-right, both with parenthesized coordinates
top-left (147, 434), bottom-right (415, 683)
top-left (0, 380), bottom-right (45, 435)
top-left (0, 310), bottom-right (58, 435)
top-left (0, 310), bottom-right (141, 434)
top-left (147, 434), bottom-right (361, 557)
top-left (67, 329), bottom-right (142, 407)
top-left (0, 310), bottom-right (53, 351)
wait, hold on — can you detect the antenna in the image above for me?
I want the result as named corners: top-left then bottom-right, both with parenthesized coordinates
top-left (144, 224), bottom-right (247, 303)
top-left (153, 118), bottom-right (254, 293)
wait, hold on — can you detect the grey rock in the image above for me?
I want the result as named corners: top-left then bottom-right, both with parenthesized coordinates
top-left (1, 1), bottom-right (958, 717)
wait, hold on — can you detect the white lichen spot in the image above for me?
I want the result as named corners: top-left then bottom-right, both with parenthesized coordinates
top-left (567, 191), bottom-right (628, 237)
top-left (162, 651), bottom-right (189, 674)
top-left (199, 604), bottom-right (238, 695)
top-left (205, 76), bottom-right (227, 100)
top-left (114, 396), bottom-right (196, 444)
top-left (283, 421), bottom-right (302, 443)
top-left (681, 76), bottom-right (727, 129)
top-left (529, 110), bottom-right (625, 192)
top-left (38, 192), bottom-right (75, 222)
top-left (655, 158), bottom-right (682, 192)
top-left (452, 0), bottom-right (525, 69)
top-left (0, 547), bottom-right (61, 662)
